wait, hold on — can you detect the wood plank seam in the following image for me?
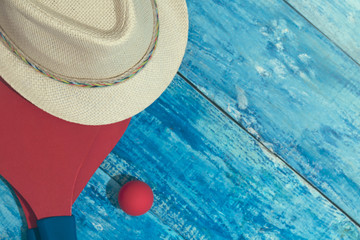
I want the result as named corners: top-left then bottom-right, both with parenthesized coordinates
top-left (176, 72), bottom-right (360, 229)
top-left (282, 0), bottom-right (360, 68)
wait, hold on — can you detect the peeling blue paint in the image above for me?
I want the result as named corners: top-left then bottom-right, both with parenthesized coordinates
top-left (180, 0), bottom-right (360, 223)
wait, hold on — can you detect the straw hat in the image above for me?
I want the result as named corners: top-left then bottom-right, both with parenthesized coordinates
top-left (0, 0), bottom-right (188, 125)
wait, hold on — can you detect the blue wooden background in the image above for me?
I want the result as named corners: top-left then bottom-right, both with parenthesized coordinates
top-left (1, 0), bottom-right (360, 239)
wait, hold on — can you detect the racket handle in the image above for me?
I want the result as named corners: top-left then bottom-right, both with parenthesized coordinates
top-left (27, 228), bottom-right (40, 240)
top-left (37, 215), bottom-right (77, 240)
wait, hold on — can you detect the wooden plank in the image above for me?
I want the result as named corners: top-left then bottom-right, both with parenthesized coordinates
top-left (0, 171), bottom-right (182, 240)
top-left (179, 0), bottom-right (360, 223)
top-left (100, 75), bottom-right (360, 239)
top-left (285, 0), bottom-right (360, 64)
top-left (0, 177), bottom-right (24, 240)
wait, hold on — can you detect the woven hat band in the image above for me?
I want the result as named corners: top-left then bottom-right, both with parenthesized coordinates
top-left (0, 0), bottom-right (159, 87)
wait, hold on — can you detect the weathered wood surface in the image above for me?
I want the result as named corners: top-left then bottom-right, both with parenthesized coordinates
top-left (285, 0), bottom-right (360, 64)
top-left (100, 76), bottom-right (360, 239)
top-left (1, 0), bottom-right (360, 238)
top-left (179, 0), bottom-right (360, 223)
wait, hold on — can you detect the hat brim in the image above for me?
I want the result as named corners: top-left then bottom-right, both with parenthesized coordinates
top-left (0, 0), bottom-right (188, 125)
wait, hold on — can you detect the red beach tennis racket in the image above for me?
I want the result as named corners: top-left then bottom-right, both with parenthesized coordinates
top-left (14, 117), bottom-right (130, 240)
top-left (0, 77), bottom-right (131, 239)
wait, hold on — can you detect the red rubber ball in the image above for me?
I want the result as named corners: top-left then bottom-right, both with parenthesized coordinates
top-left (118, 180), bottom-right (154, 216)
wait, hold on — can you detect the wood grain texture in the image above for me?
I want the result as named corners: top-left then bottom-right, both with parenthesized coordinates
top-left (285, 0), bottom-right (360, 64)
top-left (100, 75), bottom-right (360, 239)
top-left (0, 171), bottom-right (182, 240)
top-left (179, 0), bottom-right (360, 223)
top-left (0, 177), bottom-right (24, 240)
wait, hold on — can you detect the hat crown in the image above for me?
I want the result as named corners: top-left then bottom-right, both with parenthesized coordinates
top-left (34, 0), bottom-right (124, 32)
top-left (0, 0), bottom-right (157, 83)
